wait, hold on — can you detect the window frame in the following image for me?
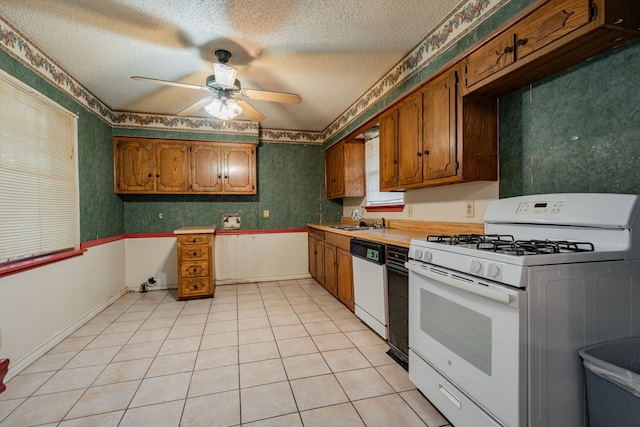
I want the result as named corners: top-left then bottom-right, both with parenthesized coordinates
top-left (364, 134), bottom-right (404, 212)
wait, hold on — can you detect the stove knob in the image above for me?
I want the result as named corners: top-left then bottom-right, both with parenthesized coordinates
top-left (470, 259), bottom-right (482, 274)
top-left (486, 263), bottom-right (500, 278)
top-left (423, 251), bottom-right (433, 262)
top-left (415, 249), bottom-right (424, 260)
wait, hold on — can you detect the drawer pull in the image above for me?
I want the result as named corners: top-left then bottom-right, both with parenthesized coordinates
top-left (438, 382), bottom-right (461, 410)
top-left (193, 251), bottom-right (198, 256)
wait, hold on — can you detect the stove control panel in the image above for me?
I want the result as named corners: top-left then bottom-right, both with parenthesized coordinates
top-left (516, 201), bottom-right (564, 214)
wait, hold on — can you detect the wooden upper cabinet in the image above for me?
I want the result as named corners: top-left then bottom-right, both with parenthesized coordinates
top-left (513, 0), bottom-right (589, 61)
top-left (114, 136), bottom-right (256, 195)
top-left (397, 92), bottom-right (423, 187)
top-left (423, 70), bottom-right (458, 181)
top-left (464, 0), bottom-right (639, 95)
top-left (156, 143), bottom-right (189, 192)
top-left (115, 137), bottom-right (155, 192)
top-left (324, 139), bottom-right (365, 199)
top-left (191, 144), bottom-right (223, 193)
top-left (465, 0), bottom-right (588, 88)
top-left (379, 108), bottom-right (399, 190)
top-left (224, 145), bottom-right (256, 194)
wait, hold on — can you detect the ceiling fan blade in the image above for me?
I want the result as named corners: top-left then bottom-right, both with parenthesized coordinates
top-left (242, 89), bottom-right (302, 104)
top-left (236, 99), bottom-right (266, 122)
top-left (131, 76), bottom-right (210, 92)
top-left (176, 97), bottom-right (214, 116)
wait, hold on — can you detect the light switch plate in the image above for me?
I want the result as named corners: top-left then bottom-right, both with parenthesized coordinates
top-left (222, 214), bottom-right (241, 230)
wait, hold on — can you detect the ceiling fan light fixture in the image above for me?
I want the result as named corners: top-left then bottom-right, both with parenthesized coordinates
top-left (205, 97), bottom-right (243, 120)
top-left (213, 62), bottom-right (239, 89)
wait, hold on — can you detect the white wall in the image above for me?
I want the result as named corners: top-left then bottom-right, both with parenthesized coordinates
top-left (343, 181), bottom-right (499, 223)
top-left (123, 231), bottom-right (309, 288)
top-left (215, 232), bottom-right (309, 285)
top-left (0, 240), bottom-right (127, 379)
top-left (125, 237), bottom-right (178, 291)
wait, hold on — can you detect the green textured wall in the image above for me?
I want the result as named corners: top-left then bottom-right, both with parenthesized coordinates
top-left (499, 38), bottom-right (640, 197)
top-left (121, 140), bottom-right (342, 233)
top-left (0, 49), bottom-right (124, 242)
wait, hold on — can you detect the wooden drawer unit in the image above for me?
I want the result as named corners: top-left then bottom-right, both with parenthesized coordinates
top-left (176, 233), bottom-right (214, 300)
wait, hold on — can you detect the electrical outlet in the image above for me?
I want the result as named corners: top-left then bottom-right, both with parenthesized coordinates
top-left (263, 210), bottom-right (270, 219)
top-left (158, 213), bottom-right (163, 219)
top-left (466, 201), bottom-right (475, 218)
top-left (407, 204), bottom-right (413, 217)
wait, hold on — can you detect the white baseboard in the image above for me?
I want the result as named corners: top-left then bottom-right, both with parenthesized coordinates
top-left (5, 288), bottom-right (129, 381)
top-left (216, 273), bottom-right (312, 286)
top-left (126, 283), bottom-right (178, 292)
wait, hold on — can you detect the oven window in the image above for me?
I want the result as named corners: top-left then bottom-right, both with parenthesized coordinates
top-left (420, 289), bottom-right (492, 375)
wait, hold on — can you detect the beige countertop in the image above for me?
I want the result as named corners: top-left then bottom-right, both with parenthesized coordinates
top-left (307, 220), bottom-right (485, 247)
top-left (307, 223), bottom-right (429, 247)
top-left (173, 226), bottom-right (216, 235)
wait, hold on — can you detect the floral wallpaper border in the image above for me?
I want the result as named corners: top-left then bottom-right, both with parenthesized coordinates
top-left (0, 0), bottom-right (507, 144)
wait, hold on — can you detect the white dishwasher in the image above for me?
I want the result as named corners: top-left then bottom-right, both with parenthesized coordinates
top-left (350, 238), bottom-right (388, 339)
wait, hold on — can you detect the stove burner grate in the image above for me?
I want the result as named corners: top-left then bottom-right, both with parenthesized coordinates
top-left (426, 234), bottom-right (596, 256)
top-left (479, 239), bottom-right (595, 255)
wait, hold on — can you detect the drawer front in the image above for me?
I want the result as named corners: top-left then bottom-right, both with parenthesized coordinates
top-left (309, 229), bottom-right (324, 240)
top-left (465, 33), bottom-right (515, 87)
top-left (180, 261), bottom-right (210, 278)
top-left (180, 245), bottom-right (209, 261)
top-left (178, 234), bottom-right (211, 246)
top-left (180, 277), bottom-right (212, 298)
top-left (513, 0), bottom-right (589, 61)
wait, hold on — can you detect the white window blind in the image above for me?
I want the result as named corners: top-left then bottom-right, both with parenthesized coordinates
top-left (0, 70), bottom-right (79, 264)
top-left (365, 136), bottom-right (404, 206)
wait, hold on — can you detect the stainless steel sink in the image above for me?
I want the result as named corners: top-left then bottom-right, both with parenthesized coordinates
top-left (329, 225), bottom-right (376, 231)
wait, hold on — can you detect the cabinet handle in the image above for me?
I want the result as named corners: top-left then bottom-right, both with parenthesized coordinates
top-left (424, 150), bottom-right (430, 155)
top-left (224, 175), bottom-right (228, 179)
top-left (417, 152), bottom-right (422, 157)
top-left (393, 159), bottom-right (398, 164)
top-left (218, 175), bottom-right (222, 179)
top-left (193, 251), bottom-right (197, 256)
top-left (516, 38), bottom-right (526, 47)
top-left (156, 174), bottom-right (160, 178)
top-left (148, 173), bottom-right (152, 177)
top-left (192, 238), bottom-right (196, 243)
top-left (504, 46), bottom-right (513, 54)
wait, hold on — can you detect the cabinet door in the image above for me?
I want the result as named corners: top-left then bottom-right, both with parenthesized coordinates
top-left (156, 143), bottom-right (189, 192)
top-left (464, 33), bottom-right (515, 87)
top-left (223, 145), bottom-right (256, 194)
top-left (423, 70), bottom-right (458, 180)
top-left (397, 92), bottom-right (423, 186)
top-left (336, 247), bottom-right (354, 310)
top-left (324, 146), bottom-right (336, 198)
top-left (115, 138), bottom-right (155, 192)
top-left (191, 144), bottom-right (223, 193)
top-left (379, 108), bottom-right (399, 190)
top-left (325, 143), bottom-right (345, 198)
top-left (315, 240), bottom-right (325, 285)
top-left (324, 244), bottom-right (337, 296)
top-left (513, 0), bottom-right (589, 61)
top-left (308, 236), bottom-right (318, 279)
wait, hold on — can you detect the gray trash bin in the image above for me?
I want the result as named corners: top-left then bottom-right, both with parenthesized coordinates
top-left (579, 337), bottom-right (640, 427)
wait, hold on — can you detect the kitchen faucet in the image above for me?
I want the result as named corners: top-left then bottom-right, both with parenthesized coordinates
top-left (351, 209), bottom-right (368, 227)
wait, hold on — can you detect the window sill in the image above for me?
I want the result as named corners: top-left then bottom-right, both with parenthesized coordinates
top-left (364, 204), bottom-right (405, 213)
top-left (0, 248), bottom-right (86, 278)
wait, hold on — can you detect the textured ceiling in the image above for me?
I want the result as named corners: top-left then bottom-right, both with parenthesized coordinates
top-left (0, 0), bottom-right (463, 131)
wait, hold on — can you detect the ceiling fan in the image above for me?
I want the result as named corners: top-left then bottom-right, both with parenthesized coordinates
top-left (131, 49), bottom-right (301, 122)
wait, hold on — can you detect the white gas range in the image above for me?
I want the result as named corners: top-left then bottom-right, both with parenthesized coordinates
top-left (406, 194), bottom-right (640, 427)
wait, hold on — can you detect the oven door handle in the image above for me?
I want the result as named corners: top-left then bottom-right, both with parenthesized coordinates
top-left (406, 262), bottom-right (514, 305)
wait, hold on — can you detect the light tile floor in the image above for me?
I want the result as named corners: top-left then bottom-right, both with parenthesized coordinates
top-left (0, 278), bottom-right (451, 427)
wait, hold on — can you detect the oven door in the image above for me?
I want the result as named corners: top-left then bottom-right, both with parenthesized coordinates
top-left (407, 259), bottom-right (527, 427)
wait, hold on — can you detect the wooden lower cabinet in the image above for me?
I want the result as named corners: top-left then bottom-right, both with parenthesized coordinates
top-left (308, 229), bottom-right (354, 311)
top-left (176, 233), bottom-right (215, 300)
top-left (336, 247), bottom-right (354, 310)
top-left (308, 229), bottom-right (325, 285)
